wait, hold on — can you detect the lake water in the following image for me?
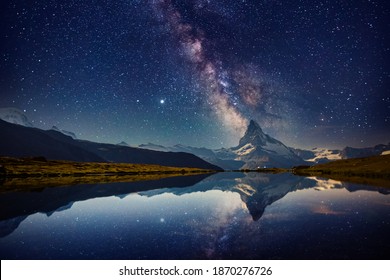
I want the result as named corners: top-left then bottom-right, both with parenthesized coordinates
top-left (0, 173), bottom-right (389, 259)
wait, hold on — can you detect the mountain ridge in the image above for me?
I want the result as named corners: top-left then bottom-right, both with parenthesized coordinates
top-left (0, 107), bottom-right (34, 128)
top-left (2, 111), bottom-right (388, 169)
top-left (0, 119), bottom-right (222, 170)
top-left (141, 120), bottom-right (305, 169)
top-left (139, 120), bottom-right (390, 168)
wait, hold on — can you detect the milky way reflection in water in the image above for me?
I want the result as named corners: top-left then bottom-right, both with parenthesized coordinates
top-left (0, 173), bottom-right (389, 259)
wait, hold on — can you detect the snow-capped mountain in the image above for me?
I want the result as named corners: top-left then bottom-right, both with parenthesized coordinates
top-left (294, 143), bottom-right (390, 163)
top-left (50, 126), bottom-right (77, 139)
top-left (293, 147), bottom-right (341, 163)
top-left (309, 148), bottom-right (341, 162)
top-left (140, 120), bottom-right (305, 169)
top-left (142, 120), bottom-right (390, 169)
top-left (0, 107), bottom-right (33, 127)
top-left (228, 120), bottom-right (305, 169)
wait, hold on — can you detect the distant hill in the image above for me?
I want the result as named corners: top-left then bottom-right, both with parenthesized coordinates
top-left (293, 154), bottom-right (390, 187)
top-left (0, 119), bottom-right (222, 170)
top-left (139, 143), bottom-right (243, 170)
top-left (340, 144), bottom-right (390, 159)
top-left (0, 119), bottom-right (104, 162)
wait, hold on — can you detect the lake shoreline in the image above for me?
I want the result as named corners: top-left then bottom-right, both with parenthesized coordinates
top-left (1, 155), bottom-right (390, 189)
top-left (291, 154), bottom-right (390, 188)
top-left (0, 156), bottom-right (218, 192)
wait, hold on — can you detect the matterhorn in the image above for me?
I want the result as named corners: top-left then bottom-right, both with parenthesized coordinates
top-left (226, 120), bottom-right (305, 169)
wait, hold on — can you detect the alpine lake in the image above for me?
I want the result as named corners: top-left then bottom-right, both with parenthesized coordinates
top-left (0, 172), bottom-right (389, 260)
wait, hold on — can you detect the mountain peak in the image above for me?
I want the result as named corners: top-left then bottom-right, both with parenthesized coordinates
top-left (238, 120), bottom-right (269, 147)
top-left (247, 120), bottom-right (263, 133)
top-left (234, 120), bottom-right (305, 168)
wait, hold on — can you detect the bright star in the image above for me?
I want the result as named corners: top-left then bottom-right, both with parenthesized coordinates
top-left (160, 99), bottom-right (165, 104)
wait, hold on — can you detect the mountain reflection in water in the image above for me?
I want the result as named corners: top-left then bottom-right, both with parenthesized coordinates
top-left (0, 173), bottom-right (389, 259)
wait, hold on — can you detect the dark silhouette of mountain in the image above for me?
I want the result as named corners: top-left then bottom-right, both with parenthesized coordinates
top-left (344, 183), bottom-right (390, 195)
top-left (0, 216), bottom-right (26, 238)
top-left (0, 119), bottom-right (222, 170)
top-left (72, 140), bottom-right (222, 169)
top-left (139, 143), bottom-right (244, 170)
top-left (0, 119), bottom-right (105, 162)
top-left (0, 173), bottom-right (212, 237)
top-left (341, 143), bottom-right (390, 159)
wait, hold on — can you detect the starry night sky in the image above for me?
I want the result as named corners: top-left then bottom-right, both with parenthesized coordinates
top-left (0, 0), bottom-right (389, 149)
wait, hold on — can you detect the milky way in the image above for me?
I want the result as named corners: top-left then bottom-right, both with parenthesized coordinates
top-left (150, 0), bottom-right (305, 141)
top-left (152, 0), bottom-right (251, 136)
top-left (0, 0), bottom-right (389, 148)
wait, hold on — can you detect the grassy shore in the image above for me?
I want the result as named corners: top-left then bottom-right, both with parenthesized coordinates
top-left (292, 154), bottom-right (390, 187)
top-left (0, 156), bottom-right (216, 190)
top-left (2, 155), bottom-right (390, 191)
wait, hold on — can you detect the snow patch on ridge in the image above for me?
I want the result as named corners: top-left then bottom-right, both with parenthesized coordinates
top-left (234, 144), bottom-right (255, 156)
top-left (306, 148), bottom-right (341, 162)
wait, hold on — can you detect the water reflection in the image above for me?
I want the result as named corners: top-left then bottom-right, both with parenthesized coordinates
top-left (0, 173), bottom-right (389, 259)
top-left (0, 174), bottom-right (211, 237)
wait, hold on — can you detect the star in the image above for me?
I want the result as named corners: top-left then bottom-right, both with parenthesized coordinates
top-left (0, 0), bottom-right (387, 149)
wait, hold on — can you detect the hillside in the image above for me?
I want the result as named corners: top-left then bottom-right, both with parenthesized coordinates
top-left (0, 119), bottom-right (222, 170)
top-left (293, 154), bottom-right (390, 187)
top-left (0, 156), bottom-right (216, 192)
